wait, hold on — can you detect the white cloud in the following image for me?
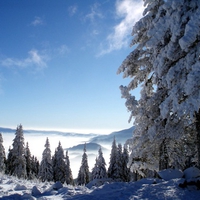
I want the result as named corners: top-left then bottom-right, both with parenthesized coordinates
top-left (99, 0), bottom-right (144, 56)
top-left (31, 16), bottom-right (43, 26)
top-left (68, 5), bottom-right (77, 16)
top-left (1, 49), bottom-right (48, 71)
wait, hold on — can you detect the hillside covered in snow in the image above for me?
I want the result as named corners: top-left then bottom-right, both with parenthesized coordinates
top-left (0, 170), bottom-right (200, 200)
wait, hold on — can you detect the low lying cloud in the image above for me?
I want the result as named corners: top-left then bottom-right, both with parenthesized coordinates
top-left (99, 0), bottom-right (144, 56)
top-left (1, 49), bottom-right (48, 71)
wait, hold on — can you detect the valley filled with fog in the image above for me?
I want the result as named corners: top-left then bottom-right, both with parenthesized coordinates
top-left (0, 127), bottom-right (134, 178)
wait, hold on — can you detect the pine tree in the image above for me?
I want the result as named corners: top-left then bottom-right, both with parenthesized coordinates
top-left (5, 147), bottom-right (14, 175)
top-left (53, 141), bottom-right (66, 183)
top-left (121, 145), bottom-right (130, 182)
top-left (0, 133), bottom-right (6, 172)
top-left (31, 156), bottom-right (39, 178)
top-left (12, 124), bottom-right (27, 178)
top-left (65, 150), bottom-right (74, 185)
top-left (77, 143), bottom-right (90, 185)
top-left (39, 138), bottom-right (53, 182)
top-left (108, 137), bottom-right (119, 180)
top-left (91, 157), bottom-right (99, 180)
top-left (118, 0), bottom-right (200, 174)
top-left (91, 147), bottom-right (107, 180)
top-left (25, 142), bottom-right (32, 179)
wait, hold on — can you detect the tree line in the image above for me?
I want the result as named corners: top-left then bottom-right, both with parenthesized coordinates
top-left (0, 124), bottom-right (130, 185)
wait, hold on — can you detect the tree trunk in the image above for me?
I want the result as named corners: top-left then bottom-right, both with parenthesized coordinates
top-left (195, 109), bottom-right (200, 168)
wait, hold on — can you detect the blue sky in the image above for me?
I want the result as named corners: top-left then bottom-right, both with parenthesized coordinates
top-left (0, 0), bottom-right (144, 134)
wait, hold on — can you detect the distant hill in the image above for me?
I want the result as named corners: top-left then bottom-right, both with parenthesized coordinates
top-left (67, 142), bottom-right (109, 152)
top-left (89, 126), bottom-right (135, 145)
top-left (0, 127), bottom-right (98, 138)
top-left (0, 127), bottom-right (15, 133)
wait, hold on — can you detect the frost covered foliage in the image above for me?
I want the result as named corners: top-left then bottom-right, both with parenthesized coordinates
top-left (118, 0), bottom-right (200, 176)
top-left (10, 125), bottom-right (27, 178)
top-left (108, 138), bottom-right (130, 181)
top-left (91, 147), bottom-right (107, 180)
top-left (65, 150), bottom-right (74, 185)
top-left (108, 137), bottom-right (118, 180)
top-left (77, 143), bottom-right (90, 185)
top-left (53, 142), bottom-right (66, 183)
top-left (39, 138), bottom-right (53, 182)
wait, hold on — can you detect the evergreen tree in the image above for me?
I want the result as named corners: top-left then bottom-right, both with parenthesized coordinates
top-left (116, 143), bottom-right (123, 181)
top-left (53, 141), bottom-right (66, 183)
top-left (25, 142), bottom-right (32, 179)
top-left (31, 156), bottom-right (39, 178)
top-left (91, 147), bottom-right (107, 180)
top-left (5, 147), bottom-right (14, 175)
top-left (39, 138), bottom-right (53, 182)
top-left (12, 124), bottom-right (27, 178)
top-left (108, 137), bottom-right (119, 180)
top-left (77, 143), bottom-right (90, 185)
top-left (118, 0), bottom-right (200, 174)
top-left (65, 150), bottom-right (74, 185)
top-left (121, 145), bottom-right (130, 182)
top-left (0, 133), bottom-right (6, 172)
top-left (91, 157), bottom-right (98, 180)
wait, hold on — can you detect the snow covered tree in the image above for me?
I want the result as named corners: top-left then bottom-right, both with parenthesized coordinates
top-left (25, 142), bottom-right (33, 179)
top-left (91, 157), bottom-right (98, 180)
top-left (65, 150), bottom-right (74, 185)
top-left (31, 156), bottom-right (39, 178)
top-left (11, 124), bottom-right (27, 178)
top-left (77, 143), bottom-right (90, 185)
top-left (118, 0), bottom-right (200, 175)
top-left (108, 137), bottom-right (119, 180)
top-left (0, 133), bottom-right (6, 172)
top-left (5, 147), bottom-right (14, 175)
top-left (39, 138), bottom-right (53, 182)
top-left (91, 147), bottom-right (107, 180)
top-left (53, 141), bottom-right (66, 183)
top-left (121, 145), bottom-right (130, 182)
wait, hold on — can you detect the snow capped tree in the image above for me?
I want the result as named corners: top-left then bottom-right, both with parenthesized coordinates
top-left (108, 137), bottom-right (119, 180)
top-left (91, 157), bottom-right (98, 180)
top-left (91, 147), bottom-right (107, 180)
top-left (5, 147), bottom-right (14, 175)
top-left (65, 150), bottom-right (74, 185)
top-left (118, 0), bottom-right (200, 175)
top-left (77, 143), bottom-right (90, 185)
top-left (11, 124), bottom-right (27, 178)
top-left (0, 133), bottom-right (6, 172)
top-left (25, 142), bottom-right (32, 179)
top-left (53, 141), bottom-right (66, 183)
top-left (31, 156), bottom-right (39, 178)
top-left (121, 145), bottom-right (130, 182)
top-left (39, 138), bottom-right (53, 182)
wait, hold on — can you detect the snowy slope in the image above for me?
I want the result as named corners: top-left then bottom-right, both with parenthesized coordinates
top-left (0, 173), bottom-right (200, 200)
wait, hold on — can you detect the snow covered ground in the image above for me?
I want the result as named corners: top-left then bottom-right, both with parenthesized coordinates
top-left (0, 173), bottom-right (199, 200)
